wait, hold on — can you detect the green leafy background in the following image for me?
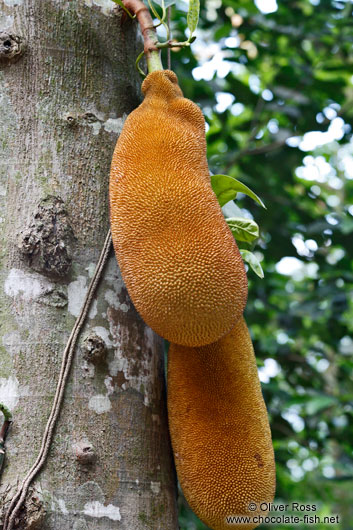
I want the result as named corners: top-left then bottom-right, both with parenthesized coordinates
top-left (154, 0), bottom-right (353, 528)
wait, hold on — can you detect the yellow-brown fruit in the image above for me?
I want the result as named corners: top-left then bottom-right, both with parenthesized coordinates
top-left (167, 317), bottom-right (276, 530)
top-left (109, 70), bottom-right (247, 347)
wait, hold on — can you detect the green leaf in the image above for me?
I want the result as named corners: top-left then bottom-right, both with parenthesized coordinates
top-left (239, 250), bottom-right (264, 278)
top-left (150, 0), bottom-right (176, 7)
top-left (211, 175), bottom-right (238, 207)
top-left (0, 403), bottom-right (12, 421)
top-left (187, 0), bottom-right (200, 37)
top-left (226, 217), bottom-right (260, 243)
top-left (211, 174), bottom-right (266, 208)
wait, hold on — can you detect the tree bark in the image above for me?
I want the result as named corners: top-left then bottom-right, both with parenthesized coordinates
top-left (0, 1), bottom-right (177, 529)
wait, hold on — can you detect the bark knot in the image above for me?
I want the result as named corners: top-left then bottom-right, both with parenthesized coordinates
top-left (74, 440), bottom-right (96, 465)
top-left (2, 487), bottom-right (46, 530)
top-left (82, 333), bottom-right (107, 364)
top-left (18, 195), bottom-right (75, 278)
top-left (0, 32), bottom-right (26, 66)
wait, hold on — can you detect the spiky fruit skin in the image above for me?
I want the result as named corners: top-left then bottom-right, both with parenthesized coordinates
top-left (109, 70), bottom-right (247, 347)
top-left (167, 317), bottom-right (276, 530)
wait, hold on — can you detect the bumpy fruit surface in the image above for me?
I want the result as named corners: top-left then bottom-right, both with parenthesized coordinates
top-left (110, 70), bottom-right (247, 347)
top-left (167, 317), bottom-right (276, 530)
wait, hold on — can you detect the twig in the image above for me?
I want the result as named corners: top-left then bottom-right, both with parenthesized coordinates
top-left (238, 138), bottom-right (290, 157)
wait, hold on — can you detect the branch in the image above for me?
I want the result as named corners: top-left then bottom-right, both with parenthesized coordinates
top-left (239, 138), bottom-right (290, 157)
top-left (224, 135), bottom-right (289, 172)
top-left (224, 90), bottom-right (353, 171)
top-left (123, 0), bottom-right (163, 72)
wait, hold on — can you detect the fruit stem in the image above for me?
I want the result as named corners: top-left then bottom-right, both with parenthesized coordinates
top-left (123, 0), bottom-right (164, 73)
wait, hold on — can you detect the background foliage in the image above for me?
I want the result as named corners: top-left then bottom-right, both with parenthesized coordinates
top-left (156, 0), bottom-right (353, 528)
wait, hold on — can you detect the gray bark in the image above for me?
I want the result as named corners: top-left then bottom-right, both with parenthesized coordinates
top-left (0, 1), bottom-right (177, 529)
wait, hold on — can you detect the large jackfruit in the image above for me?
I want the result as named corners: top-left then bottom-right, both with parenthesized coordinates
top-left (167, 317), bottom-right (276, 530)
top-left (110, 70), bottom-right (247, 347)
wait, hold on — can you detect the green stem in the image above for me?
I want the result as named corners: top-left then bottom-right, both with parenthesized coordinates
top-left (147, 50), bottom-right (163, 73)
top-left (157, 40), bottom-right (191, 49)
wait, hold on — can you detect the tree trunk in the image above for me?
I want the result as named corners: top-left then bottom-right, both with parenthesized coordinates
top-left (0, 1), bottom-right (178, 529)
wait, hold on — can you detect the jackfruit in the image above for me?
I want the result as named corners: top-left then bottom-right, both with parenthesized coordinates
top-left (167, 317), bottom-right (276, 530)
top-left (109, 70), bottom-right (247, 347)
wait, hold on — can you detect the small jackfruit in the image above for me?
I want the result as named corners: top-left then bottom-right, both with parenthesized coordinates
top-left (167, 317), bottom-right (276, 530)
top-left (109, 70), bottom-right (247, 347)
